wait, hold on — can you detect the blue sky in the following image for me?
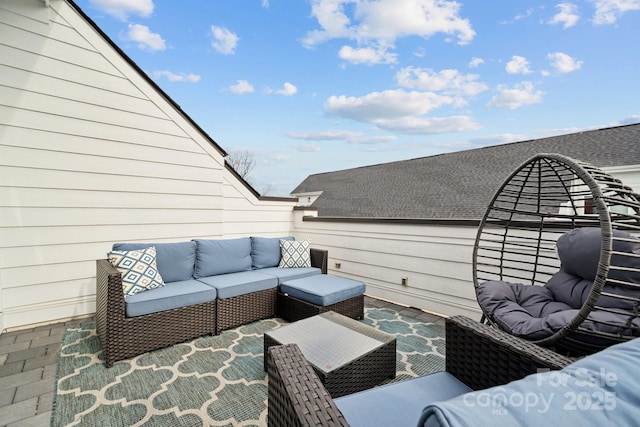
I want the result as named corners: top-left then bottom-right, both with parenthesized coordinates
top-left (76, 0), bottom-right (640, 196)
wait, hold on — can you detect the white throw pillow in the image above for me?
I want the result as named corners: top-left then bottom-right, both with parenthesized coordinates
top-left (278, 239), bottom-right (311, 268)
top-left (108, 246), bottom-right (165, 296)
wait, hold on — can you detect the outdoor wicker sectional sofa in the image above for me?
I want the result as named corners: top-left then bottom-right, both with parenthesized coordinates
top-left (268, 315), bottom-right (640, 426)
top-left (96, 236), bottom-right (331, 367)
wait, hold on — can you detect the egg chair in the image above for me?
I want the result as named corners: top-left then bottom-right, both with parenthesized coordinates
top-left (473, 153), bottom-right (640, 355)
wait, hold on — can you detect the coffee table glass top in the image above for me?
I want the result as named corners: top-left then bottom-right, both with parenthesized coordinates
top-left (266, 311), bottom-right (394, 373)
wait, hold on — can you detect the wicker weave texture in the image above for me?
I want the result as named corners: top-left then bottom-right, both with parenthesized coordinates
top-left (473, 153), bottom-right (640, 353)
top-left (216, 287), bottom-right (277, 334)
top-left (266, 315), bottom-right (574, 426)
top-left (96, 260), bottom-right (217, 367)
top-left (267, 344), bottom-right (349, 427)
top-left (446, 315), bottom-right (574, 390)
top-left (277, 293), bottom-right (364, 322)
top-left (310, 248), bottom-right (329, 274)
top-left (265, 333), bottom-right (394, 398)
top-left (214, 248), bottom-right (327, 333)
top-left (264, 312), bottom-right (395, 398)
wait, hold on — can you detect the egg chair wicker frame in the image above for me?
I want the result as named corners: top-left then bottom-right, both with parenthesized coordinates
top-left (473, 153), bottom-right (640, 354)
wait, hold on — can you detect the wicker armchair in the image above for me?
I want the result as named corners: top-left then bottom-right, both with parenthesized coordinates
top-left (267, 315), bottom-right (573, 426)
top-left (96, 259), bottom-right (217, 368)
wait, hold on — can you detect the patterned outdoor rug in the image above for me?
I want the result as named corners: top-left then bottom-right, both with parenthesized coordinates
top-left (51, 306), bottom-right (445, 426)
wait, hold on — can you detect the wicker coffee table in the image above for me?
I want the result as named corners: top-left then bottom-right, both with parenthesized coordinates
top-left (264, 311), bottom-right (396, 397)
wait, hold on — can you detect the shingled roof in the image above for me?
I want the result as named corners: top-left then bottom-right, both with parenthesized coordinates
top-left (291, 123), bottom-right (640, 219)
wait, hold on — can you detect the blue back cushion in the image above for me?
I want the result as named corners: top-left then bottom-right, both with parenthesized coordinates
top-left (194, 238), bottom-right (252, 278)
top-left (251, 236), bottom-right (294, 269)
top-left (112, 241), bottom-right (196, 283)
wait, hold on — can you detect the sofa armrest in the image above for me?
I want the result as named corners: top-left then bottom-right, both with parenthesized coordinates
top-left (267, 343), bottom-right (348, 427)
top-left (95, 259), bottom-right (127, 363)
top-left (310, 248), bottom-right (328, 274)
top-left (445, 315), bottom-right (575, 390)
top-left (266, 317), bottom-right (576, 426)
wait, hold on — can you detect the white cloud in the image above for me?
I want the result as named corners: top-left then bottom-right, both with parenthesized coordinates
top-left (323, 89), bottom-right (480, 134)
top-left (288, 130), bottom-right (362, 141)
top-left (469, 57), bottom-right (484, 68)
top-left (153, 70), bottom-right (201, 82)
top-left (349, 135), bottom-right (397, 144)
top-left (229, 80), bottom-right (255, 94)
top-left (396, 67), bottom-right (488, 96)
top-left (261, 0), bottom-right (270, 7)
top-left (506, 55), bottom-right (532, 74)
top-left (288, 130), bottom-right (396, 144)
top-left (374, 116), bottom-right (481, 134)
top-left (89, 0), bottom-right (153, 20)
top-left (514, 8), bottom-right (535, 21)
top-left (324, 89), bottom-right (455, 122)
top-left (547, 52), bottom-right (583, 73)
top-left (548, 3), bottom-right (580, 28)
top-left (211, 25), bottom-right (239, 54)
top-left (293, 143), bottom-right (321, 152)
top-left (591, 0), bottom-right (640, 24)
top-left (338, 45), bottom-right (398, 65)
top-left (618, 115), bottom-right (640, 125)
top-left (272, 82), bottom-right (298, 96)
top-left (487, 81), bottom-right (544, 109)
top-left (302, 0), bottom-right (475, 61)
top-left (127, 24), bottom-right (165, 51)
top-left (469, 133), bottom-right (526, 146)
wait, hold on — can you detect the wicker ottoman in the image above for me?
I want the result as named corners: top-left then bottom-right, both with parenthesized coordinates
top-left (277, 275), bottom-right (365, 322)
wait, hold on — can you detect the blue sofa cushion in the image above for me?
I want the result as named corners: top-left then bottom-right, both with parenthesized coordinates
top-left (125, 279), bottom-right (216, 317)
top-left (251, 236), bottom-right (294, 269)
top-left (112, 241), bottom-right (196, 283)
top-left (334, 372), bottom-right (471, 427)
top-left (280, 275), bottom-right (365, 306)
top-left (418, 335), bottom-right (640, 427)
top-left (196, 270), bottom-right (278, 299)
top-left (258, 266), bottom-right (321, 282)
top-left (194, 238), bottom-right (252, 278)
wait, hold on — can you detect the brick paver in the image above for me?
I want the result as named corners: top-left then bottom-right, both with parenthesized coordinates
top-left (0, 316), bottom-right (94, 427)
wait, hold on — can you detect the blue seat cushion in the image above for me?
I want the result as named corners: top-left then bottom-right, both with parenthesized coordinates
top-left (334, 372), bottom-right (471, 427)
top-left (251, 236), bottom-right (294, 269)
top-left (196, 270), bottom-right (278, 299)
top-left (194, 238), bottom-right (252, 278)
top-left (258, 266), bottom-right (321, 283)
top-left (124, 279), bottom-right (216, 317)
top-left (112, 241), bottom-right (196, 283)
top-left (418, 335), bottom-right (640, 427)
top-left (280, 275), bottom-right (365, 306)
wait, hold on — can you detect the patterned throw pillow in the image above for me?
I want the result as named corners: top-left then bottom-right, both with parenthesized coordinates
top-left (108, 246), bottom-right (165, 296)
top-left (278, 239), bottom-right (311, 268)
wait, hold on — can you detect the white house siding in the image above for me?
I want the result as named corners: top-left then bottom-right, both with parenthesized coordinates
top-left (293, 211), bottom-right (482, 319)
top-left (602, 165), bottom-right (640, 194)
top-left (0, 0), bottom-right (295, 332)
top-left (221, 174), bottom-right (296, 238)
top-left (291, 165), bottom-right (640, 321)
